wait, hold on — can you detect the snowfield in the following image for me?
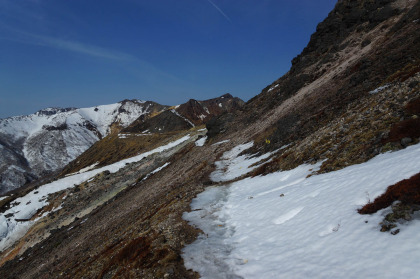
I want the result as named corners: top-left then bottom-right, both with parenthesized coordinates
top-left (0, 101), bottom-right (147, 142)
top-left (183, 142), bottom-right (420, 278)
top-left (0, 135), bottom-right (191, 252)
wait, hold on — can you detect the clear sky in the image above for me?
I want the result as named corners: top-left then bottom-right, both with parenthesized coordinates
top-left (0, 0), bottom-right (337, 119)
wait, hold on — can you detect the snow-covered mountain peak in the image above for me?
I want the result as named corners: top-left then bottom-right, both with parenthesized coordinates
top-left (35, 107), bottom-right (76, 117)
top-left (0, 99), bottom-right (163, 194)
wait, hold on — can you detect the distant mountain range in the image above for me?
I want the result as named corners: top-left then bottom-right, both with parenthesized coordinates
top-left (0, 95), bottom-right (244, 194)
top-left (0, 100), bottom-right (162, 194)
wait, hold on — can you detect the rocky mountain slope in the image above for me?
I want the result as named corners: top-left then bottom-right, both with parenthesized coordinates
top-left (209, 0), bottom-right (420, 170)
top-left (0, 0), bottom-right (419, 278)
top-left (124, 93), bottom-right (244, 134)
top-left (0, 100), bottom-right (167, 194)
top-left (59, 93), bottom-right (244, 176)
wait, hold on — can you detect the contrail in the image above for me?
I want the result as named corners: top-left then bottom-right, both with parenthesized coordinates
top-left (206, 0), bottom-right (231, 22)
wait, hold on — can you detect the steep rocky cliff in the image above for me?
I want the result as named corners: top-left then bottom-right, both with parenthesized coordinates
top-left (209, 0), bottom-right (419, 171)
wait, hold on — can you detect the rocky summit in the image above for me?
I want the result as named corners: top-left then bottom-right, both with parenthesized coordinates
top-left (0, 0), bottom-right (419, 278)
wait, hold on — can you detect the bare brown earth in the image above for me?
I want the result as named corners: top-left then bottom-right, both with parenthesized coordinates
top-left (1, 0), bottom-right (419, 278)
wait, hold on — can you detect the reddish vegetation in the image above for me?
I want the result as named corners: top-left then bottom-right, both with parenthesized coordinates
top-left (383, 98), bottom-right (420, 143)
top-left (405, 97), bottom-right (420, 114)
top-left (399, 65), bottom-right (420, 82)
top-left (384, 118), bottom-right (420, 143)
top-left (358, 172), bottom-right (420, 214)
top-left (98, 236), bottom-right (157, 278)
top-left (115, 237), bottom-right (152, 265)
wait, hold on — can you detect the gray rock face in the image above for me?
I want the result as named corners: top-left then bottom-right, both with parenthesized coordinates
top-left (401, 137), bottom-right (412, 147)
top-left (0, 136), bottom-right (34, 194)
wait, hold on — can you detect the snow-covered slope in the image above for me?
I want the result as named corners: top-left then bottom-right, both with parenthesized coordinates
top-left (183, 142), bottom-right (420, 279)
top-left (0, 100), bottom-right (163, 194)
top-left (0, 134), bottom-right (191, 252)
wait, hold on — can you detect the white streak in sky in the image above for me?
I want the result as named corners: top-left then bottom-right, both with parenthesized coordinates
top-left (22, 32), bottom-right (134, 61)
top-left (206, 0), bottom-right (231, 22)
top-left (0, 24), bottom-right (134, 61)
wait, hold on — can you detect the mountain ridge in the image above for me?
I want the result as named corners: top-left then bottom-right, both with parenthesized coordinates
top-left (0, 94), bottom-right (245, 194)
top-left (59, 93), bottom-right (245, 176)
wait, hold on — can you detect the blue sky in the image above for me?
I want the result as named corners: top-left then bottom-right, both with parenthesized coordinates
top-left (0, 0), bottom-right (337, 118)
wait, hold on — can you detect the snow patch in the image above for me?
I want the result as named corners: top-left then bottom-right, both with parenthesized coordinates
top-left (66, 162), bottom-right (99, 176)
top-left (142, 162), bottom-right (170, 181)
top-left (267, 84), bottom-right (279, 92)
top-left (212, 140), bottom-right (230, 146)
top-left (7, 165), bottom-right (26, 173)
top-left (118, 133), bottom-right (151, 139)
top-left (369, 84), bottom-right (390, 94)
top-left (171, 109), bottom-right (195, 127)
top-left (195, 136), bottom-right (207, 147)
top-left (210, 142), bottom-right (274, 182)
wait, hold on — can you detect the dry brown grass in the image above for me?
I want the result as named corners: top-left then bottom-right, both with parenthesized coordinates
top-left (385, 62), bottom-right (420, 83)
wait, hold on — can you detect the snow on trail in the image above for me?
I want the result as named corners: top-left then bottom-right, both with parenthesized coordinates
top-left (210, 142), bottom-right (275, 182)
top-left (183, 186), bottom-right (241, 279)
top-left (183, 143), bottom-right (420, 279)
top-left (0, 135), bottom-right (191, 252)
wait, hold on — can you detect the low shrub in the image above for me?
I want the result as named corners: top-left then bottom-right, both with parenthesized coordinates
top-left (383, 118), bottom-right (420, 143)
top-left (358, 172), bottom-right (420, 214)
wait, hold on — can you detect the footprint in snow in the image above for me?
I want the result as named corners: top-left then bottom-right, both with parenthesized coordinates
top-left (273, 207), bottom-right (304, 225)
top-left (318, 223), bottom-right (341, 237)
